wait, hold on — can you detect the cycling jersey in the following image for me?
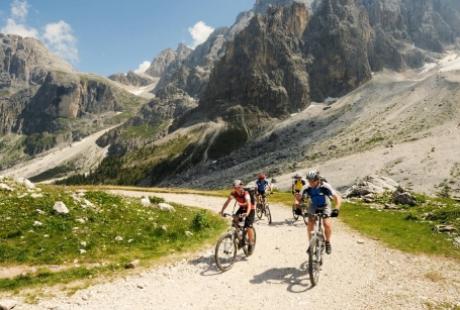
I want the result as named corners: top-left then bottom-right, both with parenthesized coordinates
top-left (256, 179), bottom-right (269, 194)
top-left (303, 182), bottom-right (336, 208)
top-left (293, 179), bottom-right (306, 192)
top-left (231, 190), bottom-right (255, 210)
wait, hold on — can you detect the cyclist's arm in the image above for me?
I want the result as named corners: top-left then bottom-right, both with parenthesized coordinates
top-left (220, 196), bottom-right (233, 215)
top-left (245, 194), bottom-right (252, 216)
top-left (332, 193), bottom-right (342, 209)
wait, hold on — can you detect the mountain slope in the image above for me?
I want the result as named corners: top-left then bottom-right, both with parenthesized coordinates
top-left (59, 0), bottom-right (460, 192)
top-left (0, 34), bottom-right (146, 171)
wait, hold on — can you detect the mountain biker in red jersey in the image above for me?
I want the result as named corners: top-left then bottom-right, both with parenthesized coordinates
top-left (220, 180), bottom-right (256, 251)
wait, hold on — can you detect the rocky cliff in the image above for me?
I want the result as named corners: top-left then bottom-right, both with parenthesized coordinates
top-left (0, 34), bottom-right (143, 165)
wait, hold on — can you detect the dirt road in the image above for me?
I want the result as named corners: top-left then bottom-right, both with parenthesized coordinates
top-left (14, 192), bottom-right (460, 310)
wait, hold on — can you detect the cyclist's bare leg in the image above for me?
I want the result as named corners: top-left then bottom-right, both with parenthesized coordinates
top-left (307, 216), bottom-right (316, 240)
top-left (324, 218), bottom-right (332, 242)
top-left (247, 227), bottom-right (255, 244)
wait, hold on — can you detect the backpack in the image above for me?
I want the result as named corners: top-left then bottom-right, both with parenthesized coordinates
top-left (244, 187), bottom-right (257, 205)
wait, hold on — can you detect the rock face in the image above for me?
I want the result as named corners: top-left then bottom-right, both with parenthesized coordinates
top-left (345, 175), bottom-right (400, 198)
top-left (145, 48), bottom-right (180, 78)
top-left (109, 71), bottom-right (153, 87)
top-left (0, 33), bottom-right (142, 166)
top-left (202, 3), bottom-right (311, 118)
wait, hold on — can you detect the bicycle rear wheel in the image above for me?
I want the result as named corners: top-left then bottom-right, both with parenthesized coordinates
top-left (308, 238), bottom-right (321, 286)
top-left (256, 204), bottom-right (264, 220)
top-left (293, 204), bottom-right (299, 221)
top-left (243, 227), bottom-right (257, 257)
top-left (266, 205), bottom-right (272, 225)
top-left (215, 233), bottom-right (237, 272)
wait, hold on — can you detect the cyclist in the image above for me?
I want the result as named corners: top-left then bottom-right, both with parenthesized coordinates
top-left (255, 173), bottom-right (272, 205)
top-left (292, 173), bottom-right (306, 215)
top-left (302, 170), bottom-right (341, 254)
top-left (220, 180), bottom-right (256, 252)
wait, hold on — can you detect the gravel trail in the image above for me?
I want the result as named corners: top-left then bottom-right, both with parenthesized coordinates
top-left (13, 192), bottom-right (460, 310)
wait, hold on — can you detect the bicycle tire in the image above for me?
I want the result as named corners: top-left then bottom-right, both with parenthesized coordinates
top-left (293, 204), bottom-right (299, 221)
top-left (243, 227), bottom-right (257, 257)
top-left (266, 204), bottom-right (272, 225)
top-left (308, 237), bottom-right (321, 286)
top-left (256, 204), bottom-right (264, 220)
top-left (215, 233), bottom-right (237, 272)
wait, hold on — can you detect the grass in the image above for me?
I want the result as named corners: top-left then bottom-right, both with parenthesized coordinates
top-left (0, 179), bottom-right (226, 291)
top-left (340, 201), bottom-right (460, 260)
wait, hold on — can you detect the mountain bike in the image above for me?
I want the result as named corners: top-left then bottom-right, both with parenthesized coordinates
top-left (307, 207), bottom-right (328, 287)
top-left (214, 213), bottom-right (257, 272)
top-left (256, 193), bottom-right (272, 224)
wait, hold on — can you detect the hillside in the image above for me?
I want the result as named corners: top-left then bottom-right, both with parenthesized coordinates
top-left (57, 0), bottom-right (460, 196)
top-left (0, 34), bottom-right (146, 175)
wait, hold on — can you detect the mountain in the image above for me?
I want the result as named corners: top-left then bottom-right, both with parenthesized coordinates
top-left (108, 71), bottom-right (154, 87)
top-left (0, 34), bottom-right (145, 171)
top-left (50, 0), bottom-right (460, 195)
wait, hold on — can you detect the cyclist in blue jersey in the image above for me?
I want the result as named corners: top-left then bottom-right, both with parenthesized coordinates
top-left (302, 170), bottom-right (342, 255)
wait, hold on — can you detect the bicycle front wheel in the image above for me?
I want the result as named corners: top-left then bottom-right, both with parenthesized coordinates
top-left (243, 227), bottom-right (257, 257)
top-left (266, 205), bottom-right (272, 225)
top-left (215, 233), bottom-right (237, 272)
top-left (308, 238), bottom-right (321, 286)
top-left (293, 204), bottom-right (299, 221)
top-left (256, 204), bottom-right (264, 220)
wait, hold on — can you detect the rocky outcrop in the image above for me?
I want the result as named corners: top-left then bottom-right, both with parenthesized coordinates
top-left (109, 71), bottom-right (153, 87)
top-left (145, 48), bottom-right (180, 78)
top-left (202, 3), bottom-right (311, 118)
top-left (305, 0), bottom-right (373, 101)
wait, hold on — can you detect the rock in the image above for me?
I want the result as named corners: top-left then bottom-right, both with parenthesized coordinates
top-left (33, 221), bottom-right (43, 227)
top-left (0, 184), bottom-right (13, 192)
top-left (384, 203), bottom-right (400, 210)
top-left (115, 236), bottom-right (124, 242)
top-left (185, 231), bottom-right (193, 237)
top-left (79, 249), bottom-right (87, 254)
top-left (158, 203), bottom-right (175, 212)
top-left (345, 175), bottom-right (399, 198)
top-left (53, 201), bottom-right (69, 215)
top-left (435, 225), bottom-right (457, 233)
top-left (36, 209), bottom-right (46, 215)
top-left (0, 299), bottom-right (17, 310)
top-left (140, 197), bottom-right (151, 207)
top-left (125, 259), bottom-right (140, 269)
top-left (80, 241), bottom-right (87, 247)
top-left (392, 188), bottom-right (417, 206)
top-left (76, 218), bottom-right (86, 224)
top-left (22, 178), bottom-right (36, 189)
top-left (357, 240), bottom-right (365, 245)
top-left (31, 193), bottom-right (43, 198)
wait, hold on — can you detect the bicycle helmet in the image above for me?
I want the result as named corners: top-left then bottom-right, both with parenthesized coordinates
top-left (233, 180), bottom-right (244, 188)
top-left (306, 170), bottom-right (320, 181)
top-left (293, 173), bottom-right (302, 179)
top-left (257, 173), bottom-right (266, 180)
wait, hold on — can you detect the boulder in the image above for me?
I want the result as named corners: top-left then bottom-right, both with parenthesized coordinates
top-left (0, 299), bottom-right (17, 310)
top-left (125, 259), bottom-right (140, 269)
top-left (158, 203), bottom-right (175, 212)
top-left (392, 188), bottom-right (417, 206)
top-left (0, 183), bottom-right (13, 192)
top-left (140, 197), bottom-right (151, 207)
top-left (345, 175), bottom-right (399, 198)
top-left (53, 201), bottom-right (69, 215)
top-left (435, 225), bottom-right (457, 233)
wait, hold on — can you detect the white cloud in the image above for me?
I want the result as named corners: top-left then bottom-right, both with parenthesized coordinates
top-left (188, 21), bottom-right (214, 49)
top-left (1, 1), bottom-right (79, 64)
top-left (1, 18), bottom-right (38, 38)
top-left (134, 61), bottom-right (151, 74)
top-left (11, 0), bottom-right (29, 21)
top-left (43, 21), bottom-right (79, 63)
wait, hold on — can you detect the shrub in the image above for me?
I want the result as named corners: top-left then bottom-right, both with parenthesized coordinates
top-left (191, 211), bottom-right (211, 231)
top-left (149, 196), bottom-right (165, 204)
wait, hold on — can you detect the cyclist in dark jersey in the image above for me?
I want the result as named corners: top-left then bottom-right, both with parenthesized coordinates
top-left (220, 180), bottom-right (256, 250)
top-left (302, 170), bottom-right (342, 255)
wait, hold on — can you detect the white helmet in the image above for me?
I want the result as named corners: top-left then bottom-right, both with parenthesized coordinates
top-left (233, 180), bottom-right (244, 188)
top-left (306, 170), bottom-right (320, 181)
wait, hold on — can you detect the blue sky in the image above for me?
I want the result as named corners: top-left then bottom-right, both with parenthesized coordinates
top-left (0, 0), bottom-right (253, 76)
